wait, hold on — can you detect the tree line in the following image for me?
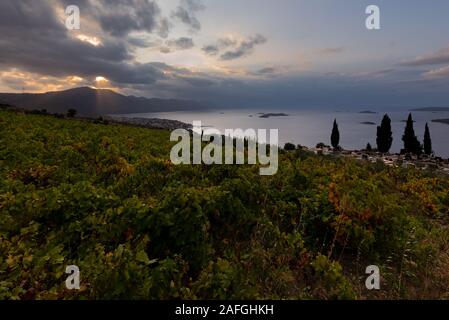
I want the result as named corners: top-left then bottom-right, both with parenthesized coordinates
top-left (330, 113), bottom-right (433, 155)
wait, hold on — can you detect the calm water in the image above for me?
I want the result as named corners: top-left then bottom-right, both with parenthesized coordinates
top-left (121, 109), bottom-right (449, 158)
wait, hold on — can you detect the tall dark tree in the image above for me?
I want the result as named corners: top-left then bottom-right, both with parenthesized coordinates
top-left (366, 143), bottom-right (372, 152)
top-left (423, 122), bottom-right (432, 155)
top-left (284, 142), bottom-right (296, 151)
top-left (330, 119), bottom-right (340, 149)
top-left (67, 108), bottom-right (77, 118)
top-left (376, 114), bottom-right (393, 153)
top-left (402, 113), bottom-right (422, 155)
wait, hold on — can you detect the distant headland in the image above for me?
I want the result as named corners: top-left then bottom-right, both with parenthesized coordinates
top-left (432, 119), bottom-right (449, 125)
top-left (411, 107), bottom-right (449, 112)
top-left (258, 113), bottom-right (289, 118)
top-left (359, 110), bottom-right (378, 114)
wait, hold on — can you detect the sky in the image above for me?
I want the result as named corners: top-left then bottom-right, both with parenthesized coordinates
top-left (1, 0), bottom-right (449, 109)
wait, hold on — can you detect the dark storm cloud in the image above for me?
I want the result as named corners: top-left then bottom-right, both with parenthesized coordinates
top-left (97, 0), bottom-right (160, 37)
top-left (220, 34), bottom-right (267, 61)
top-left (0, 0), bottom-right (62, 32)
top-left (0, 0), bottom-right (171, 85)
top-left (172, 0), bottom-right (205, 31)
top-left (60, 0), bottom-right (170, 38)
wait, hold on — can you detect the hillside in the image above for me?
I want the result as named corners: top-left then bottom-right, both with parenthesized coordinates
top-left (0, 87), bottom-right (206, 117)
top-left (1, 110), bottom-right (449, 299)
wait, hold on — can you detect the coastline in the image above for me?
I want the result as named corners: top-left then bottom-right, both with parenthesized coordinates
top-left (106, 115), bottom-right (192, 131)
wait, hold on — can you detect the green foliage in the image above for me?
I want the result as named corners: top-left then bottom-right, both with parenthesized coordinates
top-left (284, 143), bottom-right (296, 151)
top-left (310, 255), bottom-right (355, 299)
top-left (1, 110), bottom-right (449, 300)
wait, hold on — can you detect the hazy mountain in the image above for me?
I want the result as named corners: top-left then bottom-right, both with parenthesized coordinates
top-left (411, 107), bottom-right (449, 112)
top-left (0, 87), bottom-right (207, 116)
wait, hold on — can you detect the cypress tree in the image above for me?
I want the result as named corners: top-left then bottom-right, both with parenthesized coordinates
top-left (402, 113), bottom-right (422, 155)
top-left (366, 143), bottom-right (372, 152)
top-left (331, 119), bottom-right (340, 149)
top-left (376, 114), bottom-right (393, 153)
top-left (423, 122), bottom-right (432, 155)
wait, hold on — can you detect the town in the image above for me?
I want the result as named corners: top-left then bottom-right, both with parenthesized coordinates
top-left (282, 113), bottom-right (449, 175)
top-left (308, 145), bottom-right (449, 175)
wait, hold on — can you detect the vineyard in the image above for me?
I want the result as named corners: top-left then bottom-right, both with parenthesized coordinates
top-left (1, 110), bottom-right (449, 299)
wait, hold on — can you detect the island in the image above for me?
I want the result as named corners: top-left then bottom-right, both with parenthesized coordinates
top-left (360, 121), bottom-right (376, 125)
top-left (359, 110), bottom-right (378, 114)
top-left (259, 113), bottom-right (289, 118)
top-left (432, 118), bottom-right (449, 125)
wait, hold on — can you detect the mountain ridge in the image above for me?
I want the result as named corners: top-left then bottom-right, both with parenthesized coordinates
top-left (0, 86), bottom-right (207, 116)
top-left (410, 107), bottom-right (449, 112)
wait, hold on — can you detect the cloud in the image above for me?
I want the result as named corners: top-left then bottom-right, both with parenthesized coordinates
top-left (202, 45), bottom-right (220, 56)
top-left (400, 46), bottom-right (449, 66)
top-left (250, 66), bottom-right (291, 78)
top-left (61, 0), bottom-right (173, 40)
top-left (157, 17), bottom-right (171, 38)
top-left (256, 67), bottom-right (277, 75)
top-left (349, 68), bottom-right (397, 79)
top-left (172, 0), bottom-right (205, 32)
top-left (2, 0), bottom-right (448, 109)
top-left (423, 65), bottom-right (449, 79)
top-left (220, 34), bottom-right (267, 61)
top-left (202, 34), bottom-right (267, 61)
top-left (0, 0), bottom-right (173, 87)
top-left (202, 38), bottom-right (237, 56)
top-left (160, 37), bottom-right (195, 53)
top-left (159, 37), bottom-right (195, 53)
top-left (167, 37), bottom-right (195, 50)
top-left (127, 37), bottom-right (155, 48)
top-left (0, 0), bottom-right (261, 95)
top-left (78, 0), bottom-right (163, 37)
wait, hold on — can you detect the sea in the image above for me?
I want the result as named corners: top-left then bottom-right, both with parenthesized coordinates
top-left (120, 109), bottom-right (449, 158)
